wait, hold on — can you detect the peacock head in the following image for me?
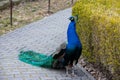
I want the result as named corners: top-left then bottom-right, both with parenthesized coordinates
top-left (69, 15), bottom-right (78, 23)
top-left (69, 16), bottom-right (74, 21)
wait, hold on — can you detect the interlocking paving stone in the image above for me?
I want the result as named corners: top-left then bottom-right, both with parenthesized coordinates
top-left (0, 8), bottom-right (95, 80)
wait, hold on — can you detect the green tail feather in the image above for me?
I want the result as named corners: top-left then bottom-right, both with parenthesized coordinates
top-left (18, 50), bottom-right (55, 68)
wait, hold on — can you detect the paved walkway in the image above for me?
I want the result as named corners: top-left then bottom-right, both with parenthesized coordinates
top-left (0, 8), bottom-right (95, 80)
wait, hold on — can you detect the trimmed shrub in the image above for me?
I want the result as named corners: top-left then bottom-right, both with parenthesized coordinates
top-left (72, 0), bottom-right (120, 80)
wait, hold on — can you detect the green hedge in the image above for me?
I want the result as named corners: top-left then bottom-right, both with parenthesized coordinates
top-left (72, 0), bottom-right (120, 80)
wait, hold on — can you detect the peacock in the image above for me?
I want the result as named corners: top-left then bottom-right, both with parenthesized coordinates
top-left (63, 16), bottom-right (82, 76)
top-left (18, 16), bottom-right (82, 76)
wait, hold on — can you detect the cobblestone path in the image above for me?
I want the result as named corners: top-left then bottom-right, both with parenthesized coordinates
top-left (0, 8), bottom-right (95, 80)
